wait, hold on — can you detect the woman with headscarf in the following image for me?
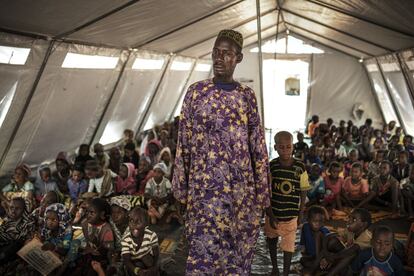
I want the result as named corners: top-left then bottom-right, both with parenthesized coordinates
top-left (0, 163), bottom-right (34, 212)
top-left (158, 147), bottom-right (172, 180)
top-left (115, 163), bottom-right (137, 195)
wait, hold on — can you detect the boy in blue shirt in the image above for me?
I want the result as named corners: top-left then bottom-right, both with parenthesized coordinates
top-left (351, 225), bottom-right (405, 275)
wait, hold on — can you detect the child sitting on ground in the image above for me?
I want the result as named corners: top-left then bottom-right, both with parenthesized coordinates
top-left (145, 163), bottom-right (172, 224)
top-left (67, 165), bottom-right (88, 205)
top-left (304, 145), bottom-right (323, 168)
top-left (341, 163), bottom-right (369, 208)
top-left (293, 132), bottom-right (309, 161)
top-left (319, 208), bottom-right (372, 276)
top-left (1, 164), bottom-right (34, 213)
top-left (110, 196), bottom-right (132, 275)
top-left (124, 143), bottom-right (140, 169)
top-left (122, 207), bottom-right (159, 276)
top-left (34, 164), bottom-right (59, 203)
top-left (322, 161), bottom-right (344, 212)
top-left (392, 150), bottom-right (410, 182)
top-left (0, 197), bottom-right (35, 265)
top-left (401, 165), bottom-right (414, 219)
top-left (343, 149), bottom-right (359, 177)
top-left (115, 163), bottom-right (137, 195)
top-left (75, 144), bottom-right (94, 169)
top-left (136, 157), bottom-right (155, 194)
top-left (307, 164), bottom-right (325, 205)
top-left (31, 191), bottom-right (59, 229)
top-left (94, 143), bottom-right (110, 170)
top-left (80, 197), bottom-right (114, 275)
top-left (351, 225), bottom-right (405, 275)
top-left (87, 160), bottom-right (117, 197)
top-left (367, 150), bottom-right (386, 181)
top-left (40, 203), bottom-right (74, 271)
top-left (300, 206), bottom-right (330, 275)
top-left (363, 160), bottom-right (399, 217)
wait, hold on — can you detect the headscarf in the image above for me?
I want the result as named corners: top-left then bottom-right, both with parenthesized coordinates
top-left (115, 163), bottom-right (137, 195)
top-left (145, 139), bottom-right (162, 157)
top-left (158, 147), bottom-right (172, 163)
top-left (16, 163), bottom-right (31, 177)
top-left (110, 195), bottom-right (132, 211)
top-left (41, 203), bottom-right (71, 240)
top-left (153, 162), bottom-right (168, 175)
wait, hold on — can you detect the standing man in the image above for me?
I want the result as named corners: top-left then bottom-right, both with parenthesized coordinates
top-left (172, 30), bottom-right (270, 275)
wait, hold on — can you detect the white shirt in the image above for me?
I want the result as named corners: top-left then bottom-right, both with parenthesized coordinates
top-left (88, 170), bottom-right (117, 196)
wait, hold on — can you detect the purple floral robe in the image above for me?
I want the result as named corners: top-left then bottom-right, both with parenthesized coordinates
top-left (173, 79), bottom-right (270, 275)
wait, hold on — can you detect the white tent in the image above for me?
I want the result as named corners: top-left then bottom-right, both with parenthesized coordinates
top-left (1, 0), bottom-right (414, 175)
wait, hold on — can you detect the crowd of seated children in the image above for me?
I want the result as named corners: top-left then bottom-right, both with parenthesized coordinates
top-left (0, 120), bottom-right (180, 275)
top-left (296, 116), bottom-right (414, 274)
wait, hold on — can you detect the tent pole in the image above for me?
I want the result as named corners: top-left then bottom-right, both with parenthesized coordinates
top-left (135, 56), bottom-right (173, 134)
top-left (176, 7), bottom-right (278, 53)
top-left (305, 53), bottom-right (314, 123)
top-left (169, 61), bottom-right (197, 122)
top-left (0, 41), bottom-right (55, 172)
top-left (306, 0), bottom-right (414, 38)
top-left (255, 0), bottom-right (265, 126)
top-left (281, 7), bottom-right (394, 52)
top-left (88, 51), bottom-right (132, 147)
top-left (396, 53), bottom-right (414, 108)
top-left (375, 58), bottom-right (406, 133)
top-left (133, 0), bottom-right (244, 48)
top-left (362, 63), bottom-right (387, 125)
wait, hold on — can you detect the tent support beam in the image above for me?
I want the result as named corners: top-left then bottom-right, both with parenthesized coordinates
top-left (55, 0), bottom-right (140, 38)
top-left (169, 61), bottom-right (197, 122)
top-left (285, 22), bottom-right (374, 57)
top-left (256, 0), bottom-right (265, 125)
top-left (375, 58), bottom-right (406, 133)
top-left (306, 0), bottom-right (414, 38)
top-left (133, 0), bottom-right (245, 48)
top-left (305, 53), bottom-right (314, 122)
top-left (0, 41), bottom-right (55, 172)
top-left (136, 57), bottom-right (173, 133)
top-left (0, 28), bottom-right (49, 40)
top-left (88, 51), bottom-right (133, 147)
top-left (176, 7), bottom-right (278, 53)
top-left (396, 53), bottom-right (414, 108)
top-left (198, 23), bottom-right (284, 58)
top-left (281, 7), bottom-right (394, 52)
top-left (362, 64), bottom-right (387, 125)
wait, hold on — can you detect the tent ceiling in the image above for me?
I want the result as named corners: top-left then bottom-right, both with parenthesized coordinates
top-left (0, 0), bottom-right (414, 58)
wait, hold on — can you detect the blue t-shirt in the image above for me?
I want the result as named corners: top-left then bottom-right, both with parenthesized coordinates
top-left (300, 222), bottom-right (330, 257)
top-left (351, 248), bottom-right (405, 276)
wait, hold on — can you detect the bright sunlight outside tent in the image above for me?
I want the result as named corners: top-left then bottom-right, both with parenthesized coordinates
top-left (0, 45), bottom-right (30, 65)
top-left (61, 53), bottom-right (119, 69)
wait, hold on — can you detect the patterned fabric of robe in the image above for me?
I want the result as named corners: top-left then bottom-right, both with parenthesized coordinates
top-left (173, 79), bottom-right (270, 275)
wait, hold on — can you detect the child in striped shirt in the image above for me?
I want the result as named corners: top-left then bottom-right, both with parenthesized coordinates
top-left (122, 207), bottom-right (159, 275)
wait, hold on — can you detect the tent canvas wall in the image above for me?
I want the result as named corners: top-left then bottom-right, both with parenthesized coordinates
top-left (1, 0), bottom-right (414, 176)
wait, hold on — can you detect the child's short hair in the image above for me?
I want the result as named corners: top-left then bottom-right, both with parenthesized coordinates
top-left (85, 160), bottom-right (100, 171)
top-left (90, 198), bottom-right (111, 221)
top-left (274, 131), bottom-right (293, 144)
top-left (372, 225), bottom-right (394, 240)
top-left (124, 142), bottom-right (136, 151)
top-left (329, 161), bottom-right (341, 171)
top-left (307, 205), bottom-right (326, 220)
top-left (352, 208), bottom-right (372, 227)
top-left (351, 162), bottom-right (362, 170)
top-left (72, 164), bottom-right (84, 174)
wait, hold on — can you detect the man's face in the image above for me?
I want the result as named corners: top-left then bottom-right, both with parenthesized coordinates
top-left (212, 38), bottom-right (241, 80)
top-left (372, 232), bottom-right (393, 261)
